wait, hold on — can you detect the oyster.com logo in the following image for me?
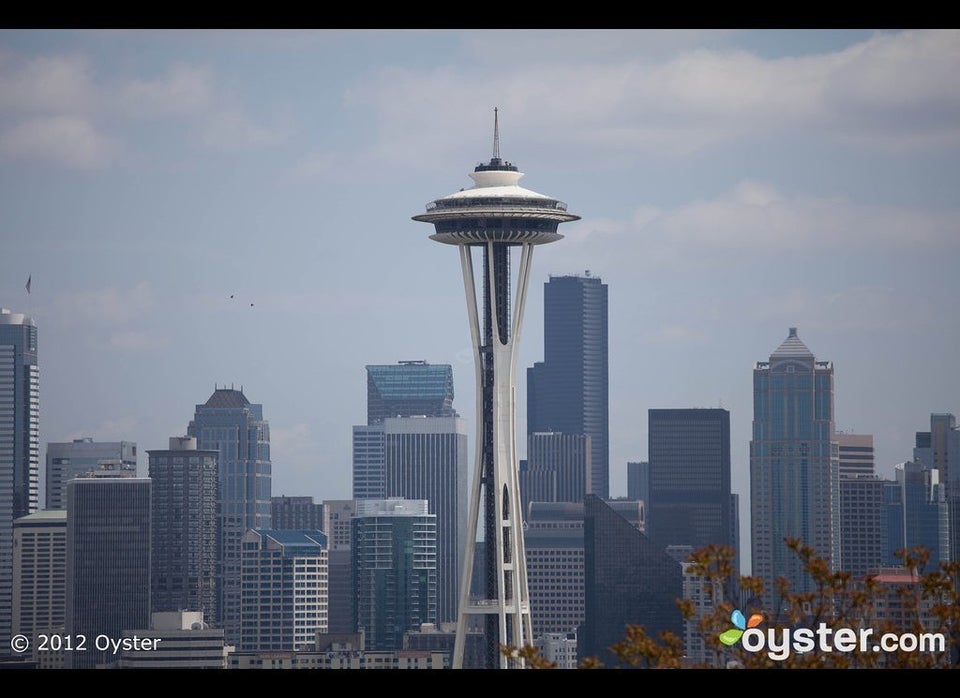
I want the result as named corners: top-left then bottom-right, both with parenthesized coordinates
top-left (719, 609), bottom-right (763, 646)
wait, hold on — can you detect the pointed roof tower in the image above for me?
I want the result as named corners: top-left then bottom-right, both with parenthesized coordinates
top-left (771, 327), bottom-right (814, 359)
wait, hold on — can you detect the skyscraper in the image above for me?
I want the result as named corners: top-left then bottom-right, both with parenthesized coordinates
top-left (519, 431), bottom-right (591, 515)
top-left (0, 307), bottom-right (39, 660)
top-left (580, 494), bottom-right (682, 667)
top-left (647, 408), bottom-right (733, 553)
top-left (354, 362), bottom-right (456, 500)
top-left (239, 529), bottom-right (328, 651)
top-left (65, 476), bottom-right (152, 669)
top-left (750, 328), bottom-right (839, 608)
top-left (413, 112), bottom-right (579, 668)
top-left (148, 436), bottom-right (219, 622)
top-left (914, 413), bottom-right (960, 563)
top-left (187, 386), bottom-right (271, 645)
top-left (352, 498), bottom-right (437, 651)
top-left (12, 510), bottom-right (66, 668)
top-left (383, 416), bottom-right (467, 626)
top-left (836, 432), bottom-right (875, 479)
top-left (45, 438), bottom-right (137, 510)
top-left (272, 495), bottom-right (324, 531)
top-left (627, 461), bottom-right (649, 505)
top-left (322, 499), bottom-right (357, 634)
top-left (528, 272), bottom-right (609, 500)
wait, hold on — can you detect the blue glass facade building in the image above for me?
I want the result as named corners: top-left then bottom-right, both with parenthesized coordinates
top-left (750, 328), bottom-right (839, 608)
top-left (528, 274), bottom-right (609, 500)
top-left (366, 361), bottom-right (457, 425)
top-left (187, 387), bottom-right (271, 645)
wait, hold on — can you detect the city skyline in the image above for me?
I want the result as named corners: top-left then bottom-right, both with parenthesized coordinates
top-left (3, 30), bottom-right (960, 577)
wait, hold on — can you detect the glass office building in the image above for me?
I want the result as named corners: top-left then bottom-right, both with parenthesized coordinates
top-left (750, 328), bottom-right (839, 608)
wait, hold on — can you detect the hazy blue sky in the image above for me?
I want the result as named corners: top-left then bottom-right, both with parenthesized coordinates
top-left (3, 29), bottom-right (959, 571)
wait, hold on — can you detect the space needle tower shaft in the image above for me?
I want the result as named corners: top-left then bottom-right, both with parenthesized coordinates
top-left (412, 110), bottom-right (579, 669)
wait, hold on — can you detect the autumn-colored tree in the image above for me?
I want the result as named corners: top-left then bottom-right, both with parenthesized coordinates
top-left (502, 540), bottom-right (960, 669)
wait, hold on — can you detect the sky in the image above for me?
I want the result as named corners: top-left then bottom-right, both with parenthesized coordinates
top-left (2, 29), bottom-right (959, 574)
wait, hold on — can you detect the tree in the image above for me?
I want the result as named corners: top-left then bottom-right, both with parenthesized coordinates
top-left (502, 540), bottom-right (960, 669)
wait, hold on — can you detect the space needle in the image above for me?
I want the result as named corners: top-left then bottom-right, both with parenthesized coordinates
top-left (413, 110), bottom-right (579, 669)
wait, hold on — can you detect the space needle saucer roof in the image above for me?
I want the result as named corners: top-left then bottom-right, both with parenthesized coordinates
top-left (412, 114), bottom-right (579, 246)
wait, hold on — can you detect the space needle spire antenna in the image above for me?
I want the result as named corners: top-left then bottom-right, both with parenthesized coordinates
top-left (413, 111), bottom-right (579, 669)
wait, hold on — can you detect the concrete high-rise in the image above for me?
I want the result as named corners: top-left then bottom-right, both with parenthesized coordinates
top-left (836, 432), bottom-right (875, 479)
top-left (12, 510), bottom-right (66, 668)
top-left (413, 111), bottom-right (579, 668)
top-left (187, 386), bottom-right (271, 645)
top-left (528, 273), bottom-right (609, 501)
top-left (524, 502), bottom-right (586, 642)
top-left (148, 436), bottom-right (219, 622)
top-left (65, 476), bottom-right (152, 669)
top-left (647, 408), bottom-right (733, 554)
top-left (45, 438), bottom-right (137, 510)
top-left (352, 498), bottom-right (437, 651)
top-left (839, 475), bottom-right (889, 577)
top-left (239, 529), bottom-right (327, 652)
top-left (750, 328), bottom-right (839, 608)
top-left (272, 495), bottom-right (324, 531)
top-left (0, 307), bottom-right (39, 660)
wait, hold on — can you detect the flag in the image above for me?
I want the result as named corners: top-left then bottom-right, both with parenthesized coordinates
top-left (25, 275), bottom-right (31, 294)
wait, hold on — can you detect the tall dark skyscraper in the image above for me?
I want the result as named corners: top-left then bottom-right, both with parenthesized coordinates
top-left (519, 431), bottom-right (591, 515)
top-left (580, 494), bottom-right (682, 667)
top-left (0, 307), bottom-right (39, 660)
top-left (750, 328), bottom-right (839, 608)
top-left (148, 436), bottom-right (219, 622)
top-left (413, 111), bottom-right (580, 668)
top-left (66, 476), bottom-right (152, 669)
top-left (647, 408), bottom-right (733, 554)
top-left (528, 273), bottom-right (609, 500)
top-left (187, 387), bottom-right (271, 646)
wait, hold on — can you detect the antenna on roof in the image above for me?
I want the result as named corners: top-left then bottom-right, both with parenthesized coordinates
top-left (493, 107), bottom-right (500, 160)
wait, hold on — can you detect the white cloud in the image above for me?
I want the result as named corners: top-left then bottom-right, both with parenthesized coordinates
top-left (0, 115), bottom-right (115, 168)
top-left (199, 107), bottom-right (290, 149)
top-left (56, 282), bottom-right (155, 325)
top-left (0, 52), bottom-right (98, 113)
top-left (546, 179), bottom-right (960, 278)
top-left (118, 63), bottom-right (217, 117)
top-left (339, 29), bottom-right (960, 169)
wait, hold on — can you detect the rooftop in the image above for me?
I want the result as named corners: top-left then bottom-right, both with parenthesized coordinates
top-left (203, 387), bottom-right (251, 408)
